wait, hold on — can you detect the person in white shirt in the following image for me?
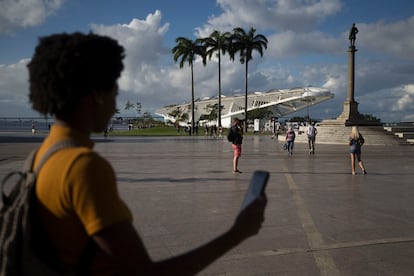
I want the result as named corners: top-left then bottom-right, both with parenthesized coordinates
top-left (307, 122), bottom-right (318, 154)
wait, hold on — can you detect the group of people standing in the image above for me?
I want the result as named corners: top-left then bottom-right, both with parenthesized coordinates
top-left (230, 119), bottom-right (367, 175)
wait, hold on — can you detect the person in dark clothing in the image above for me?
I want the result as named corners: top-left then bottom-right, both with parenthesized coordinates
top-left (230, 118), bottom-right (243, 173)
top-left (349, 125), bottom-right (367, 175)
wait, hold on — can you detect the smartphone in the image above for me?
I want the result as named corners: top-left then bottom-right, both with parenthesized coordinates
top-left (240, 170), bottom-right (269, 211)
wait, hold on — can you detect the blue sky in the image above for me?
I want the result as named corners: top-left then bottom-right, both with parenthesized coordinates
top-left (1, 0), bottom-right (414, 123)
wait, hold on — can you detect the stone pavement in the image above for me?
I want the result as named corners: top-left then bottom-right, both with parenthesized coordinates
top-left (1, 134), bottom-right (414, 275)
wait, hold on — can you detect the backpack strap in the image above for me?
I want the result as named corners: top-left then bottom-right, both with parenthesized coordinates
top-left (32, 140), bottom-right (80, 174)
top-left (1, 150), bottom-right (36, 206)
top-left (28, 139), bottom-right (98, 274)
top-left (2, 140), bottom-right (79, 206)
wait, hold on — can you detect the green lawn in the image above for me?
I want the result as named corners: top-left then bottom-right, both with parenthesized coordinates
top-left (108, 126), bottom-right (200, 136)
top-left (107, 125), bottom-right (271, 137)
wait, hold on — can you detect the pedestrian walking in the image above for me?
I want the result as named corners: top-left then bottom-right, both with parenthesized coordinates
top-left (349, 125), bottom-right (367, 175)
top-left (307, 122), bottom-right (317, 154)
top-left (285, 127), bottom-right (296, 155)
top-left (31, 122), bottom-right (36, 134)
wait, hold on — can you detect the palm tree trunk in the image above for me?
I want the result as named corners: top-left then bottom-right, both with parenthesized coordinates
top-left (244, 61), bottom-right (248, 132)
top-left (191, 63), bottom-right (195, 135)
top-left (218, 53), bottom-right (222, 128)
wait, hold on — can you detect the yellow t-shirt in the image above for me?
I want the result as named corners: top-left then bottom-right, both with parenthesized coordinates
top-left (34, 124), bottom-right (132, 274)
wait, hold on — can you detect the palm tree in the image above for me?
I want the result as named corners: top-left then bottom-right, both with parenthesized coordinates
top-left (124, 100), bottom-right (135, 118)
top-left (172, 37), bottom-right (206, 133)
top-left (168, 107), bottom-right (188, 125)
top-left (231, 27), bottom-right (268, 132)
top-left (124, 100), bottom-right (135, 111)
top-left (203, 30), bottom-right (232, 128)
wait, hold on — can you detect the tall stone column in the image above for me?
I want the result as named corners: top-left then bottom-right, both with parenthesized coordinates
top-left (347, 46), bottom-right (356, 102)
top-left (321, 23), bottom-right (381, 126)
top-left (336, 45), bottom-right (360, 124)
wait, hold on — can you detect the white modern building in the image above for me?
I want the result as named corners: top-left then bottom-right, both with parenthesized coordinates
top-left (155, 87), bottom-right (334, 127)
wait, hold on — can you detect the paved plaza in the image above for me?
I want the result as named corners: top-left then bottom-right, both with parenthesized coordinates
top-left (1, 133), bottom-right (414, 275)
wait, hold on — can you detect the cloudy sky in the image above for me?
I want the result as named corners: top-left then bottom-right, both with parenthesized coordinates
top-left (1, 0), bottom-right (413, 122)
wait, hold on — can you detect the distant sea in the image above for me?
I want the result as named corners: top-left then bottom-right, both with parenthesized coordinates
top-left (0, 118), bottom-right (52, 134)
top-left (0, 118), bottom-right (131, 135)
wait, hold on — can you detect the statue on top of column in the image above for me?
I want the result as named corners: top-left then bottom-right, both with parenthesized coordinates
top-left (348, 23), bottom-right (359, 47)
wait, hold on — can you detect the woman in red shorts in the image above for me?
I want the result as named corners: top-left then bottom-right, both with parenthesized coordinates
top-left (230, 118), bottom-right (243, 173)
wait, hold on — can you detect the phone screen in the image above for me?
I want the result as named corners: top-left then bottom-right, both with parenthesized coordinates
top-left (240, 170), bottom-right (269, 211)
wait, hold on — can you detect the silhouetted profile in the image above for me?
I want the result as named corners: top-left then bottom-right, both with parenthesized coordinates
top-left (24, 32), bottom-right (267, 275)
top-left (349, 23), bottom-right (358, 47)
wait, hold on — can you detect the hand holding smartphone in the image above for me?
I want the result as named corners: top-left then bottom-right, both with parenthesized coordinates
top-left (240, 170), bottom-right (269, 211)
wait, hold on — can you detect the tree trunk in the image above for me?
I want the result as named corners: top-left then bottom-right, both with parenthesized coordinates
top-left (244, 61), bottom-right (249, 132)
top-left (218, 53), bottom-right (222, 128)
top-left (191, 63), bottom-right (195, 135)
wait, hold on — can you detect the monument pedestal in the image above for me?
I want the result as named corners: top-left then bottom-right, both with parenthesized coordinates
top-left (322, 101), bottom-right (381, 126)
top-left (337, 101), bottom-right (362, 125)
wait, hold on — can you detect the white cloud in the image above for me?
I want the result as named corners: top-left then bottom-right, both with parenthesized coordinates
top-left (355, 17), bottom-right (414, 60)
top-left (205, 0), bottom-right (342, 32)
top-left (357, 84), bottom-right (414, 122)
top-left (90, 11), bottom-right (177, 109)
top-left (196, 0), bottom-right (343, 62)
top-left (0, 0), bottom-right (64, 34)
top-left (0, 60), bottom-right (29, 101)
top-left (0, 59), bottom-right (38, 116)
top-left (392, 85), bottom-right (414, 111)
top-left (266, 30), bottom-right (342, 58)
